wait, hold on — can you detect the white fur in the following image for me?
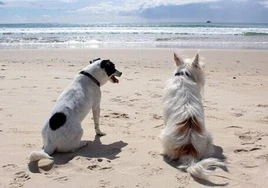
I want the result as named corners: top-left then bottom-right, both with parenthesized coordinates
top-left (160, 53), bottom-right (225, 180)
top-left (29, 59), bottom-right (121, 162)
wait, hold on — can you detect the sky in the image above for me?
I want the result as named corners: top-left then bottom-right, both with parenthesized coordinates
top-left (0, 0), bottom-right (268, 23)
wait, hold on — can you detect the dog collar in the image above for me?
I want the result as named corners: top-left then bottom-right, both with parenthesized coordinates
top-left (79, 71), bottom-right (100, 87)
top-left (175, 71), bottom-right (195, 82)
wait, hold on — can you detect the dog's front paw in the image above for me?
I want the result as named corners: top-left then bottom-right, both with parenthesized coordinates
top-left (79, 141), bottom-right (88, 148)
top-left (96, 131), bottom-right (106, 136)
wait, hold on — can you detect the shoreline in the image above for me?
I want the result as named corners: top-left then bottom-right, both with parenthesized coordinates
top-left (1, 47), bottom-right (268, 51)
top-left (1, 46), bottom-right (268, 51)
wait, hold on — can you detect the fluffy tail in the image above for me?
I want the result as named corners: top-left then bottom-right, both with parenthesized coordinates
top-left (179, 158), bottom-right (225, 180)
top-left (28, 150), bottom-right (53, 162)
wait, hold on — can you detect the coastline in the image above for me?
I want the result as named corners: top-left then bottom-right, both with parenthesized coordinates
top-left (0, 48), bottom-right (268, 187)
top-left (1, 22), bottom-right (268, 50)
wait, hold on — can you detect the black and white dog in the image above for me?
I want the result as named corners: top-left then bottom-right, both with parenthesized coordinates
top-left (29, 58), bottom-right (122, 162)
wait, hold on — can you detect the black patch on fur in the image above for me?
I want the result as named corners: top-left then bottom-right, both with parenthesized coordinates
top-left (100, 60), bottom-right (116, 77)
top-left (49, 112), bottom-right (67, 131)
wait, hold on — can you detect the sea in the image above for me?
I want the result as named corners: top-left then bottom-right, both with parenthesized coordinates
top-left (0, 22), bottom-right (268, 49)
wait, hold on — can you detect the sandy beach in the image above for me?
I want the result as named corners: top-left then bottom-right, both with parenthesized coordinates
top-left (0, 48), bottom-right (268, 187)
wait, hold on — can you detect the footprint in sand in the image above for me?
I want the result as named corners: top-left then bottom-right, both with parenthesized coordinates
top-left (203, 105), bottom-right (218, 111)
top-left (257, 104), bottom-right (268, 108)
top-left (86, 158), bottom-right (113, 171)
top-left (225, 125), bottom-right (242, 129)
top-left (127, 148), bottom-right (137, 154)
top-left (23, 143), bottom-right (36, 148)
top-left (232, 113), bottom-right (243, 117)
top-left (136, 182), bottom-right (150, 188)
top-left (234, 147), bottom-right (262, 154)
top-left (139, 163), bottom-right (163, 177)
top-left (256, 154), bottom-right (268, 163)
top-left (231, 108), bottom-right (246, 117)
top-left (204, 100), bottom-right (218, 106)
top-left (106, 112), bottom-right (129, 119)
top-left (53, 176), bottom-right (68, 182)
top-left (98, 180), bottom-right (110, 188)
top-left (175, 174), bottom-right (190, 187)
top-left (149, 93), bottom-right (162, 99)
top-left (10, 171), bottom-right (30, 187)
top-left (148, 151), bottom-right (160, 159)
top-left (239, 159), bottom-right (259, 168)
top-left (87, 164), bottom-right (100, 170)
top-left (2, 164), bottom-right (18, 170)
top-left (258, 116), bottom-right (268, 124)
top-left (234, 131), bottom-right (267, 145)
top-left (111, 96), bottom-right (134, 107)
top-left (239, 173), bottom-right (252, 182)
top-left (151, 114), bottom-right (162, 120)
top-left (149, 79), bottom-right (161, 82)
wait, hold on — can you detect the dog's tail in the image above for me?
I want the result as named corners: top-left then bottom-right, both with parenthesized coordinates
top-left (28, 150), bottom-right (53, 162)
top-left (179, 157), bottom-right (225, 180)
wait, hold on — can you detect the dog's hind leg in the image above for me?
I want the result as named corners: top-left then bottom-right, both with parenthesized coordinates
top-left (70, 127), bottom-right (88, 152)
top-left (55, 124), bottom-right (87, 153)
top-left (92, 105), bottom-right (106, 136)
top-left (203, 134), bottom-right (215, 158)
top-left (70, 141), bottom-right (88, 152)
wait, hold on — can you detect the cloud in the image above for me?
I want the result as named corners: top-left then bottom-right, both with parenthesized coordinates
top-left (258, 0), bottom-right (268, 7)
top-left (73, 1), bottom-right (140, 15)
top-left (73, 0), bottom-right (268, 17)
top-left (74, 0), bottom-right (221, 15)
top-left (1, 0), bottom-right (268, 23)
top-left (0, 0), bottom-right (78, 8)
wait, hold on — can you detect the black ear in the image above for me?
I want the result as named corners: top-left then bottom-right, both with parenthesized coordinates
top-left (100, 60), bottom-right (116, 76)
top-left (100, 60), bottom-right (108, 68)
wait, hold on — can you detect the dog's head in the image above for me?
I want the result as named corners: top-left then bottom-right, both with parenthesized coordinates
top-left (173, 53), bottom-right (205, 88)
top-left (100, 59), bottom-right (122, 83)
top-left (88, 58), bottom-right (122, 86)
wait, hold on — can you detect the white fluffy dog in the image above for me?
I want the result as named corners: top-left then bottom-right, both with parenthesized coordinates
top-left (160, 53), bottom-right (225, 180)
top-left (29, 58), bottom-right (122, 162)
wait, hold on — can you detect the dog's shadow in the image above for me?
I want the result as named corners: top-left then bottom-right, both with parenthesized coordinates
top-left (164, 145), bottom-right (229, 187)
top-left (28, 135), bottom-right (128, 173)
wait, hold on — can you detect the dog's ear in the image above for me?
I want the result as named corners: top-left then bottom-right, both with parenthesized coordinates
top-left (192, 54), bottom-right (199, 68)
top-left (90, 58), bottom-right (101, 64)
top-left (174, 53), bottom-right (184, 66)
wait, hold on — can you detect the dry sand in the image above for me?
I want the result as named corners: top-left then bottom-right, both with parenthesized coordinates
top-left (0, 49), bottom-right (268, 187)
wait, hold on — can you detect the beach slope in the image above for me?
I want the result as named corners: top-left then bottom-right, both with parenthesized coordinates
top-left (0, 49), bottom-right (268, 187)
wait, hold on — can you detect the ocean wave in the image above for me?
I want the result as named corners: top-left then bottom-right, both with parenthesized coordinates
top-left (2, 32), bottom-right (13, 35)
top-left (243, 32), bottom-right (268, 36)
top-left (1, 28), bottom-right (267, 36)
top-left (1, 23), bottom-right (268, 49)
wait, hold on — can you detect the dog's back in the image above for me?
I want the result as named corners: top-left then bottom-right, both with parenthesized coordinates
top-left (161, 71), bottom-right (207, 161)
top-left (160, 53), bottom-right (225, 180)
